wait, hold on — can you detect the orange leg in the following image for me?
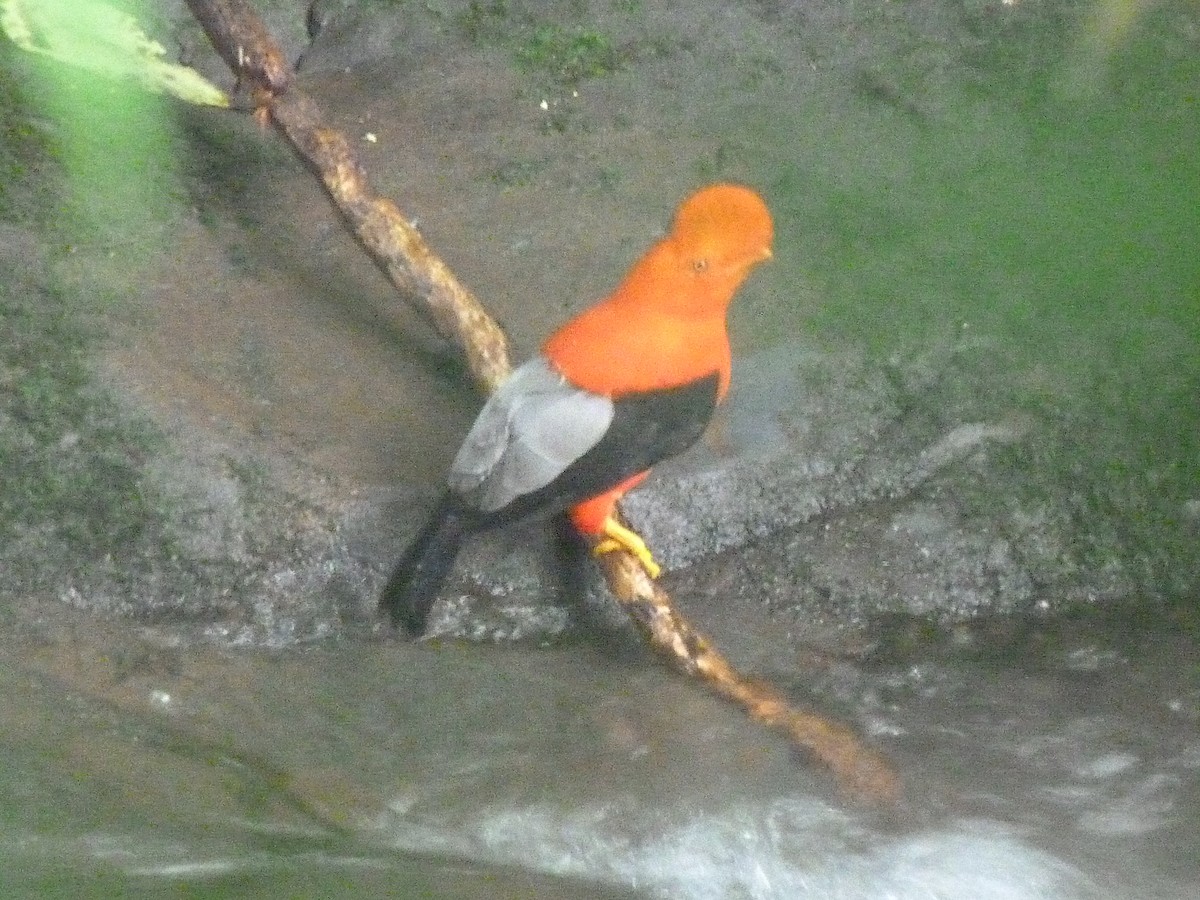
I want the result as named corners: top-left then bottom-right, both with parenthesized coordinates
top-left (569, 473), bottom-right (661, 578)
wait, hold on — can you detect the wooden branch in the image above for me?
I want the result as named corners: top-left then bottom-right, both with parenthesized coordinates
top-left (184, 0), bottom-right (291, 95)
top-left (183, 0), bottom-right (510, 394)
top-left (185, 0), bottom-right (899, 803)
top-left (595, 549), bottom-right (899, 801)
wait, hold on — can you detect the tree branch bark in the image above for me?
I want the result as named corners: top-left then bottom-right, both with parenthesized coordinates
top-left (184, 0), bottom-right (510, 394)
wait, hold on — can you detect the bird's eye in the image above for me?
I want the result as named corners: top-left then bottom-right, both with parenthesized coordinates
top-left (692, 258), bottom-right (709, 273)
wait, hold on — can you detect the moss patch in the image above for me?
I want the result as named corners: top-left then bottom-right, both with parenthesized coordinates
top-left (0, 265), bottom-right (173, 593)
top-left (458, 0), bottom-right (635, 88)
top-left (0, 58), bottom-right (58, 223)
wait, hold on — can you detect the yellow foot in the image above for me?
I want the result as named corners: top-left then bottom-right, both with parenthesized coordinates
top-left (592, 518), bottom-right (662, 579)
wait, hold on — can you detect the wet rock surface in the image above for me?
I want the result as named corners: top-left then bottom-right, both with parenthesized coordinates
top-left (2, 0), bottom-right (1194, 644)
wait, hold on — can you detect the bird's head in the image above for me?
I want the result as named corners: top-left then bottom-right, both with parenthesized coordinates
top-left (670, 184), bottom-right (774, 285)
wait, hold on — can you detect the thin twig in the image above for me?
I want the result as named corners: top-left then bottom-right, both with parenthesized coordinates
top-left (184, 0), bottom-right (510, 394)
top-left (596, 548), bottom-right (899, 801)
top-left (184, 0), bottom-right (900, 802)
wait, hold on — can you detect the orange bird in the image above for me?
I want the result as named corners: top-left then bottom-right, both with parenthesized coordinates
top-left (381, 184), bottom-right (774, 633)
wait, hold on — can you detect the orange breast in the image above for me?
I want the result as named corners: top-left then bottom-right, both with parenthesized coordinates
top-left (543, 301), bottom-right (731, 399)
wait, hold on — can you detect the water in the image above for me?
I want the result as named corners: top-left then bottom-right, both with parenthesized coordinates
top-left (1, 613), bottom-right (1196, 898)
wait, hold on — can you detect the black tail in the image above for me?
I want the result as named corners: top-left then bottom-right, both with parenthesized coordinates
top-left (379, 497), bottom-right (469, 635)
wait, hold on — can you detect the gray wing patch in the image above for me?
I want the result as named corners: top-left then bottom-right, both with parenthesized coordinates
top-left (448, 356), bottom-right (614, 513)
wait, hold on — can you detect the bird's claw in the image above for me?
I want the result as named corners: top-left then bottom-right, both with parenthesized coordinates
top-left (593, 519), bottom-right (662, 579)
